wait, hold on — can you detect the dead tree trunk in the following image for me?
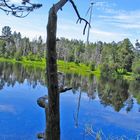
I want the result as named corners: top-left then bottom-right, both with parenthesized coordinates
top-left (46, 6), bottom-right (60, 140)
top-left (44, 1), bottom-right (89, 140)
top-left (46, 1), bottom-right (67, 140)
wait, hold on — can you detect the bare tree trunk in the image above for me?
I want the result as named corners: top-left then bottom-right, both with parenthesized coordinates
top-left (46, 6), bottom-right (60, 140)
top-left (43, 1), bottom-right (88, 139)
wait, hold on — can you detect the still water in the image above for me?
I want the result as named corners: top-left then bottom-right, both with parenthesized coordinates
top-left (0, 62), bottom-right (140, 140)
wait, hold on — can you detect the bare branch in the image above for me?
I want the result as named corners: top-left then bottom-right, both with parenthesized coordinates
top-left (51, 0), bottom-right (90, 35)
top-left (0, 0), bottom-right (42, 17)
top-left (69, 0), bottom-right (90, 35)
top-left (59, 87), bottom-right (72, 93)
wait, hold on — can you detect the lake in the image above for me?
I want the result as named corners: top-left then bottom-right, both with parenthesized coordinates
top-left (0, 62), bottom-right (140, 140)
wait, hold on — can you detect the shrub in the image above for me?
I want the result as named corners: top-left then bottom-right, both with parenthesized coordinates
top-left (132, 61), bottom-right (140, 74)
top-left (90, 63), bottom-right (95, 71)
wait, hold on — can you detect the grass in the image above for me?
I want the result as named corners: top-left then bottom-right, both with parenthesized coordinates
top-left (123, 72), bottom-right (140, 81)
top-left (84, 123), bottom-right (140, 140)
top-left (0, 57), bottom-right (45, 69)
top-left (0, 57), bottom-right (138, 80)
top-left (0, 57), bottom-right (100, 77)
top-left (57, 60), bottom-right (100, 77)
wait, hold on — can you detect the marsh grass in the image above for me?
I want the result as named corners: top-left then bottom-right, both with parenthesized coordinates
top-left (0, 58), bottom-right (100, 77)
top-left (83, 123), bottom-right (140, 140)
top-left (0, 57), bottom-right (138, 79)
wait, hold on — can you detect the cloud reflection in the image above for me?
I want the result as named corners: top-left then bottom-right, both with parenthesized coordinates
top-left (0, 104), bottom-right (16, 114)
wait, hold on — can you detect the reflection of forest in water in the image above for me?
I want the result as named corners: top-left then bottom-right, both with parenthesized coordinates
top-left (0, 62), bottom-right (46, 89)
top-left (0, 62), bottom-right (140, 112)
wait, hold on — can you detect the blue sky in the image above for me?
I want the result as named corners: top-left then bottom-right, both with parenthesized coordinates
top-left (0, 0), bottom-right (140, 44)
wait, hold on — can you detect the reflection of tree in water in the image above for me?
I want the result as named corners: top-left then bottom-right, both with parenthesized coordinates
top-left (73, 88), bottom-right (82, 128)
top-left (0, 62), bottom-right (97, 97)
top-left (0, 62), bottom-right (46, 90)
top-left (63, 73), bottom-right (97, 99)
top-left (125, 97), bottom-right (134, 113)
top-left (129, 80), bottom-right (140, 104)
top-left (37, 73), bottom-right (97, 139)
top-left (98, 76), bottom-right (130, 112)
top-left (1, 62), bottom-right (138, 113)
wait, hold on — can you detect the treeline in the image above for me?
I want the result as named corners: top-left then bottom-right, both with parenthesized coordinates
top-left (0, 26), bottom-right (45, 61)
top-left (56, 37), bottom-right (140, 76)
top-left (0, 26), bottom-right (140, 75)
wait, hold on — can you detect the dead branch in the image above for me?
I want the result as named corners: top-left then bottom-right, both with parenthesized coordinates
top-left (52, 0), bottom-right (90, 35)
top-left (0, 0), bottom-right (42, 17)
top-left (59, 87), bottom-right (72, 93)
top-left (37, 86), bottom-right (72, 109)
top-left (69, 0), bottom-right (90, 34)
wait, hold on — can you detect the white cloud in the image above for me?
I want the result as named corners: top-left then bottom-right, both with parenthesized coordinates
top-left (16, 28), bottom-right (46, 41)
top-left (57, 18), bottom-right (132, 43)
top-left (97, 9), bottom-right (140, 33)
top-left (13, 17), bottom-right (134, 43)
top-left (95, 0), bottom-right (140, 27)
top-left (114, 23), bottom-right (140, 29)
top-left (90, 28), bottom-right (132, 42)
top-left (95, 1), bottom-right (117, 14)
top-left (0, 104), bottom-right (16, 114)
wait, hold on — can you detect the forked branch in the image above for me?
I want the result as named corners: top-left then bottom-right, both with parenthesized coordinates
top-left (0, 0), bottom-right (42, 17)
top-left (53, 0), bottom-right (90, 35)
top-left (69, 0), bottom-right (90, 34)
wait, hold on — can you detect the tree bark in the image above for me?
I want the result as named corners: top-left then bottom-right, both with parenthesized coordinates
top-left (45, 0), bottom-right (88, 139)
top-left (46, 6), bottom-right (60, 140)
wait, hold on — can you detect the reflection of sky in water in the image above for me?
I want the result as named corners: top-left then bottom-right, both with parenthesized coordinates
top-left (60, 91), bottom-right (140, 140)
top-left (0, 104), bottom-right (16, 114)
top-left (0, 80), bottom-right (140, 139)
top-left (0, 81), bottom-right (46, 140)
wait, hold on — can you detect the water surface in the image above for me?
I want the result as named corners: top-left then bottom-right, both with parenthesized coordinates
top-left (0, 62), bottom-right (140, 140)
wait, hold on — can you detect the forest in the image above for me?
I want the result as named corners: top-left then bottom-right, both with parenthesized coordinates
top-left (0, 26), bottom-right (140, 78)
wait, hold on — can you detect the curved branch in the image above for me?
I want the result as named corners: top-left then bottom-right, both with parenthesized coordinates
top-left (52, 0), bottom-right (90, 35)
top-left (69, 0), bottom-right (90, 35)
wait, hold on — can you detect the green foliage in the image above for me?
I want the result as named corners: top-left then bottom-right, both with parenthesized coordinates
top-left (100, 63), bottom-right (113, 77)
top-left (89, 63), bottom-right (95, 71)
top-left (57, 60), bottom-right (97, 76)
top-left (117, 38), bottom-right (134, 72)
top-left (14, 51), bottom-right (22, 61)
top-left (0, 58), bottom-right (99, 76)
top-left (129, 80), bottom-right (140, 104)
top-left (117, 68), bottom-right (127, 75)
top-left (132, 60), bottom-right (140, 75)
top-left (0, 26), bottom-right (139, 78)
top-left (0, 39), bottom-right (6, 46)
top-left (2, 26), bottom-right (11, 36)
top-left (26, 52), bottom-right (35, 61)
top-left (0, 40), bottom-right (6, 57)
top-left (98, 76), bottom-right (129, 112)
